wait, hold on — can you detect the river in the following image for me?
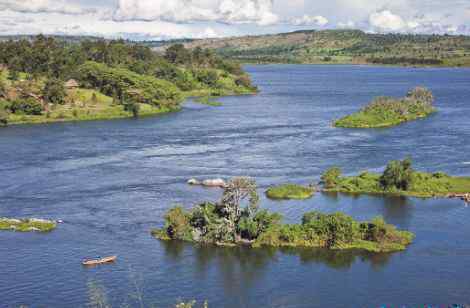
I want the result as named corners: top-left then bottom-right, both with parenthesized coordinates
top-left (1, 65), bottom-right (470, 307)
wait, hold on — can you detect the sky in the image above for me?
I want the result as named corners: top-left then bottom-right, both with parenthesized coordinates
top-left (0, 0), bottom-right (469, 40)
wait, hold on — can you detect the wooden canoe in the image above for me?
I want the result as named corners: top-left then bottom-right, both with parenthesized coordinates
top-left (82, 256), bottom-right (117, 266)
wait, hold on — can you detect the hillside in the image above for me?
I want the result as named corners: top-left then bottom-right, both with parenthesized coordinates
top-left (171, 29), bottom-right (470, 66)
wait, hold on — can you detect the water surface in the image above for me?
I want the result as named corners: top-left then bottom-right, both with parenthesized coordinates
top-left (1, 65), bottom-right (470, 307)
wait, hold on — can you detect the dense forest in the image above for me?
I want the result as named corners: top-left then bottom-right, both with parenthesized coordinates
top-left (0, 35), bottom-right (256, 125)
top-left (176, 29), bottom-right (470, 66)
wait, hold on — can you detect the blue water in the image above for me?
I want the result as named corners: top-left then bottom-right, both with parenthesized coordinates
top-left (1, 65), bottom-right (470, 308)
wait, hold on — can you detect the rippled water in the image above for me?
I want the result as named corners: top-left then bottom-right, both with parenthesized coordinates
top-left (1, 65), bottom-right (470, 308)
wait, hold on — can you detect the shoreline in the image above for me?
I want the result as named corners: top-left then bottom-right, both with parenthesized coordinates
top-left (4, 88), bottom-right (258, 127)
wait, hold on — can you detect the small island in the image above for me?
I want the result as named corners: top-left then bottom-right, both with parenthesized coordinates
top-left (334, 87), bottom-right (436, 128)
top-left (321, 158), bottom-right (470, 199)
top-left (153, 177), bottom-right (414, 253)
top-left (265, 184), bottom-right (315, 200)
top-left (0, 218), bottom-right (57, 232)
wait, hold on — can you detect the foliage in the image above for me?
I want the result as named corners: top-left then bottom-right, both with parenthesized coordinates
top-left (334, 87), bottom-right (436, 128)
top-left (8, 98), bottom-right (43, 115)
top-left (0, 106), bottom-right (8, 126)
top-left (43, 78), bottom-right (66, 104)
top-left (0, 36), bottom-right (256, 125)
top-left (321, 167), bottom-right (342, 189)
top-left (265, 184), bottom-right (314, 200)
top-left (322, 159), bottom-right (470, 198)
top-left (380, 158), bottom-right (414, 190)
top-left (77, 61), bottom-right (182, 108)
top-left (153, 178), bottom-right (414, 252)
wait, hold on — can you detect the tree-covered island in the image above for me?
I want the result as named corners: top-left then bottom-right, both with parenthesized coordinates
top-left (321, 158), bottom-right (470, 198)
top-left (334, 87), bottom-right (436, 128)
top-left (153, 177), bottom-right (414, 253)
top-left (0, 36), bottom-right (256, 126)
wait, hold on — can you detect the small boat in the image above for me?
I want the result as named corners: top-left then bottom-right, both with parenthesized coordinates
top-left (82, 256), bottom-right (117, 266)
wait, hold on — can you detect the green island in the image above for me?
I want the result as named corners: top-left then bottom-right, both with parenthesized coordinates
top-left (0, 218), bottom-right (57, 232)
top-left (152, 177), bottom-right (414, 253)
top-left (0, 36), bottom-right (256, 126)
top-left (334, 87), bottom-right (436, 128)
top-left (321, 159), bottom-right (470, 198)
top-left (168, 29), bottom-right (470, 67)
top-left (265, 184), bottom-right (315, 200)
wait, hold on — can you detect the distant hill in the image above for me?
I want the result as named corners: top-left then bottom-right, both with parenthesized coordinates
top-left (160, 29), bottom-right (470, 67)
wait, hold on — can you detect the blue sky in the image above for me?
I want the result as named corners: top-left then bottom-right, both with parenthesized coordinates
top-left (0, 0), bottom-right (469, 39)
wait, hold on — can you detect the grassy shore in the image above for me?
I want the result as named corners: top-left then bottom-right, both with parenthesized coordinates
top-left (0, 218), bottom-right (57, 232)
top-left (266, 184), bottom-right (315, 200)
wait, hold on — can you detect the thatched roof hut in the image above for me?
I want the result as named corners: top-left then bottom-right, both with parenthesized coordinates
top-left (65, 79), bottom-right (79, 89)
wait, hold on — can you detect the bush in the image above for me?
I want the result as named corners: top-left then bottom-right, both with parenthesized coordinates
top-left (43, 78), bottom-right (66, 104)
top-left (164, 207), bottom-right (192, 240)
top-left (193, 69), bottom-right (219, 88)
top-left (9, 98), bottom-right (43, 115)
top-left (266, 184), bottom-right (314, 200)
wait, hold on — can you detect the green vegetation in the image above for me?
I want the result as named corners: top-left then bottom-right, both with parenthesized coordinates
top-left (0, 36), bottom-right (256, 126)
top-left (334, 87), bottom-right (436, 128)
top-left (181, 29), bottom-right (470, 67)
top-left (321, 158), bottom-right (470, 198)
top-left (0, 218), bottom-right (57, 232)
top-left (194, 96), bottom-right (223, 106)
top-left (152, 177), bottom-right (414, 253)
top-left (266, 184), bottom-right (315, 200)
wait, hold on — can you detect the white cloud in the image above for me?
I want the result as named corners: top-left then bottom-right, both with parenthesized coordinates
top-left (290, 14), bottom-right (328, 26)
top-left (113, 0), bottom-right (279, 26)
top-left (369, 10), bottom-right (407, 32)
top-left (0, 0), bottom-right (93, 15)
top-left (218, 0), bottom-right (279, 26)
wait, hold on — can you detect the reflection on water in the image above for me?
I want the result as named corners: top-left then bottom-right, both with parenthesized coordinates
top-left (162, 241), bottom-right (393, 274)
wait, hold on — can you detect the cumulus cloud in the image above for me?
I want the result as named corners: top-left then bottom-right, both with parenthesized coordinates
top-left (338, 21), bottom-right (356, 29)
top-left (0, 0), bottom-right (94, 15)
top-left (113, 0), bottom-right (279, 26)
top-left (368, 10), bottom-right (464, 34)
top-left (369, 10), bottom-right (407, 32)
top-left (290, 15), bottom-right (328, 26)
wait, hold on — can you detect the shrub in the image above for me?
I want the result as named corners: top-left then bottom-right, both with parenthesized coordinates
top-left (164, 207), bottom-right (192, 240)
top-left (0, 106), bottom-right (8, 125)
top-left (9, 98), bottom-right (43, 115)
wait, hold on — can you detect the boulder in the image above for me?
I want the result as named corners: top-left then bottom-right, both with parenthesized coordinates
top-left (187, 178), bottom-right (201, 185)
top-left (202, 179), bottom-right (227, 188)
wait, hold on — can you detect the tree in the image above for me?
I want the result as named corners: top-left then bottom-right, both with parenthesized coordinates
top-left (216, 177), bottom-right (259, 241)
top-left (321, 167), bottom-right (342, 189)
top-left (164, 44), bottom-right (191, 65)
top-left (43, 78), bottom-right (66, 104)
top-left (380, 158), bottom-right (414, 191)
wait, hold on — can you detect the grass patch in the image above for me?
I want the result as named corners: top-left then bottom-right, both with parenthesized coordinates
top-left (334, 87), bottom-right (436, 128)
top-left (0, 218), bottom-right (57, 232)
top-left (266, 184), bottom-right (315, 200)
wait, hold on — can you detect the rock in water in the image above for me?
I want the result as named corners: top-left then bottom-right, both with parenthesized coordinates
top-left (202, 179), bottom-right (227, 188)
